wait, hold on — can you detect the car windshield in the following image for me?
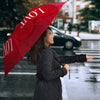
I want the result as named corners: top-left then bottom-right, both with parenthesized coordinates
top-left (50, 26), bottom-right (62, 36)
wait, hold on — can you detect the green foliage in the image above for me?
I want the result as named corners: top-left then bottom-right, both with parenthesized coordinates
top-left (0, 0), bottom-right (56, 28)
top-left (0, 0), bottom-right (26, 28)
top-left (79, 0), bottom-right (100, 28)
top-left (80, 7), bottom-right (100, 20)
top-left (83, 0), bottom-right (100, 17)
top-left (90, 0), bottom-right (100, 10)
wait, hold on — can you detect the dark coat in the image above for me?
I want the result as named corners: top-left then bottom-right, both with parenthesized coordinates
top-left (68, 23), bottom-right (72, 31)
top-left (33, 46), bottom-right (87, 100)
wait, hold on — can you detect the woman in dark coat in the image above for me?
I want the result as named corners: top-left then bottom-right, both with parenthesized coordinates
top-left (28, 27), bottom-right (95, 100)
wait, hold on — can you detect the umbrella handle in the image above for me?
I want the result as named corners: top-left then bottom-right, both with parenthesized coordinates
top-left (69, 70), bottom-right (71, 79)
top-left (62, 63), bottom-right (71, 79)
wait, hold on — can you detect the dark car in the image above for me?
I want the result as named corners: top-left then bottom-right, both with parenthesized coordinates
top-left (0, 26), bottom-right (81, 49)
top-left (0, 28), bottom-right (14, 44)
top-left (49, 25), bottom-right (81, 49)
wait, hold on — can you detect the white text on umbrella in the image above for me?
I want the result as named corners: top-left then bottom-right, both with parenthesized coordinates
top-left (3, 38), bottom-right (13, 58)
top-left (20, 8), bottom-right (45, 28)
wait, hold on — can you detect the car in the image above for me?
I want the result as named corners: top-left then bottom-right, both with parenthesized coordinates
top-left (0, 26), bottom-right (81, 49)
top-left (0, 28), bottom-right (14, 44)
top-left (49, 25), bottom-right (81, 49)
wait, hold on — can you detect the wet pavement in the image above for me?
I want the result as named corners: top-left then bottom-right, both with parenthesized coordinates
top-left (0, 40), bottom-right (100, 100)
top-left (62, 40), bottom-right (100, 100)
top-left (63, 31), bottom-right (100, 40)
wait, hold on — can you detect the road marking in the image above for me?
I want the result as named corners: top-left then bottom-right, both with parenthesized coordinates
top-left (85, 63), bottom-right (100, 67)
top-left (74, 50), bottom-right (100, 53)
top-left (87, 59), bottom-right (100, 63)
top-left (95, 76), bottom-right (100, 82)
top-left (0, 48), bottom-right (3, 50)
top-left (76, 53), bottom-right (100, 56)
top-left (0, 72), bottom-right (36, 75)
top-left (77, 49), bottom-right (100, 51)
top-left (0, 56), bottom-right (3, 58)
top-left (0, 56), bottom-right (27, 59)
top-left (89, 69), bottom-right (100, 74)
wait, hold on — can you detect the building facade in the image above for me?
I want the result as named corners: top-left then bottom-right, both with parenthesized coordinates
top-left (60, 0), bottom-right (91, 24)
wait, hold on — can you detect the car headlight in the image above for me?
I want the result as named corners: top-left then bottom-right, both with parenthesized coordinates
top-left (74, 36), bottom-right (81, 41)
top-left (7, 33), bottom-right (11, 36)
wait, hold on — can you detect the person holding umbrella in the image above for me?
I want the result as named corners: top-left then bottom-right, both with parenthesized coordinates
top-left (3, 2), bottom-right (66, 77)
top-left (27, 27), bottom-right (96, 100)
top-left (3, 2), bottom-right (96, 100)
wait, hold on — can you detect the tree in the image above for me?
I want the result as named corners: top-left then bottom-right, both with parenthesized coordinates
top-left (84, 0), bottom-right (100, 17)
top-left (0, 0), bottom-right (61, 28)
top-left (19, 0), bottom-right (65, 26)
top-left (23, 0), bottom-right (56, 12)
top-left (79, 0), bottom-right (100, 29)
top-left (89, 0), bottom-right (100, 15)
top-left (0, 0), bottom-right (26, 28)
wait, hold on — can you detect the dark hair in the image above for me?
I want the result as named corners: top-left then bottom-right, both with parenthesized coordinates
top-left (27, 27), bottom-right (52, 65)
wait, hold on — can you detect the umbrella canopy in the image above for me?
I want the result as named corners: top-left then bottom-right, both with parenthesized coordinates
top-left (3, 2), bottom-right (65, 77)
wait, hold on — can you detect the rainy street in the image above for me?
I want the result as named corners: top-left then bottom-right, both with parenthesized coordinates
top-left (1, 0), bottom-right (100, 100)
top-left (0, 39), bottom-right (100, 100)
top-left (61, 40), bottom-right (100, 100)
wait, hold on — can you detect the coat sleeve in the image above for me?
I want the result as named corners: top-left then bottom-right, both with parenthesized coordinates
top-left (58, 54), bottom-right (87, 64)
top-left (38, 49), bottom-right (67, 81)
top-left (52, 50), bottom-right (87, 64)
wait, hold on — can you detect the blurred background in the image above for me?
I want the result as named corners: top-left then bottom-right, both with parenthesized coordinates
top-left (0, 0), bottom-right (100, 32)
top-left (0, 0), bottom-right (100, 100)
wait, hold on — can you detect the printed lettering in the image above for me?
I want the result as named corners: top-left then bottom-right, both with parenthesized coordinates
top-left (38, 8), bottom-right (45, 13)
top-left (29, 11), bottom-right (38, 17)
top-left (3, 38), bottom-right (13, 58)
top-left (20, 8), bottom-right (45, 28)
top-left (20, 19), bottom-right (27, 28)
top-left (9, 38), bottom-right (13, 52)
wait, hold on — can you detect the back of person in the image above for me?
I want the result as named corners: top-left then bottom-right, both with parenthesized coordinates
top-left (68, 23), bottom-right (72, 34)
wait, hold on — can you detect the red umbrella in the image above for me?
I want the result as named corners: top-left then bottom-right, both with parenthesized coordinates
top-left (3, 2), bottom-right (65, 77)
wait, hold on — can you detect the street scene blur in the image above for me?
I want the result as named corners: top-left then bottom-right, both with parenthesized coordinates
top-left (0, 0), bottom-right (100, 100)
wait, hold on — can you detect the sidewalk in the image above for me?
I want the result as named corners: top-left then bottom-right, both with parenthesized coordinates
top-left (62, 31), bottom-right (100, 40)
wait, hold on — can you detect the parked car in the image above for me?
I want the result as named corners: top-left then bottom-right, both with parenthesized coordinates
top-left (49, 25), bottom-right (81, 49)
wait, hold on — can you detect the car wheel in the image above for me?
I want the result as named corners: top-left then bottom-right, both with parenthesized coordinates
top-left (64, 40), bottom-right (73, 49)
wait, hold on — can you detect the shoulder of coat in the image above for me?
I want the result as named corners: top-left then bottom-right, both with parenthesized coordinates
top-left (41, 46), bottom-right (52, 55)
